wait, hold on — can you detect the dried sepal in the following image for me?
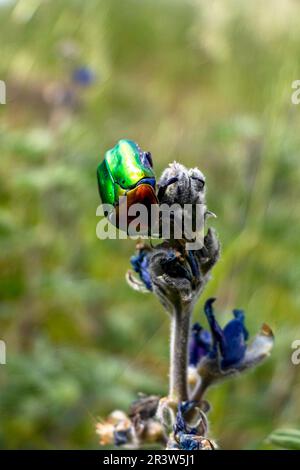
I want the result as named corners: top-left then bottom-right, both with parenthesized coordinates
top-left (236, 323), bottom-right (274, 372)
top-left (126, 270), bottom-right (150, 293)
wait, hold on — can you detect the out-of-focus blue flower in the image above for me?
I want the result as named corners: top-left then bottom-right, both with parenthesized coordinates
top-left (130, 250), bottom-right (152, 291)
top-left (72, 66), bottom-right (95, 86)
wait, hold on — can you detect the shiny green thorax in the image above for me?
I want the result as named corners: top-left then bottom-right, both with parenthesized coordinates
top-left (97, 139), bottom-right (156, 206)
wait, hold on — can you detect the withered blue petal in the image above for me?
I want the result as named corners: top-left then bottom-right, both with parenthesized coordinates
top-left (187, 250), bottom-right (200, 278)
top-left (189, 298), bottom-right (255, 371)
top-left (221, 309), bottom-right (248, 368)
top-left (179, 434), bottom-right (200, 450)
top-left (189, 323), bottom-right (212, 366)
top-left (130, 250), bottom-right (152, 291)
top-left (174, 401), bottom-right (198, 436)
top-left (113, 429), bottom-right (131, 446)
top-left (204, 298), bottom-right (226, 359)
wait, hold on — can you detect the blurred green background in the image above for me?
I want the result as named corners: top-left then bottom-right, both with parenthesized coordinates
top-left (0, 0), bottom-right (300, 449)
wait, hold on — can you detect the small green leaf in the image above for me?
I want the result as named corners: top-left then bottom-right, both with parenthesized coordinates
top-left (268, 429), bottom-right (300, 450)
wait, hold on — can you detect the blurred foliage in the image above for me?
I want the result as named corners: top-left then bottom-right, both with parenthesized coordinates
top-left (0, 0), bottom-right (300, 449)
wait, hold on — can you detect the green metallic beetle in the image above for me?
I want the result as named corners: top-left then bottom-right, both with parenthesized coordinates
top-left (97, 139), bottom-right (159, 230)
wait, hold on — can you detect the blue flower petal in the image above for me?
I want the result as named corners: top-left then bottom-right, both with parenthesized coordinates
top-left (179, 434), bottom-right (200, 450)
top-left (174, 401), bottom-right (198, 436)
top-left (130, 250), bottom-right (152, 291)
top-left (113, 429), bottom-right (131, 446)
top-left (189, 323), bottom-right (212, 366)
top-left (203, 298), bottom-right (248, 369)
top-left (220, 309), bottom-right (248, 368)
top-left (204, 298), bottom-right (226, 359)
top-left (188, 299), bottom-right (253, 372)
top-left (187, 250), bottom-right (200, 278)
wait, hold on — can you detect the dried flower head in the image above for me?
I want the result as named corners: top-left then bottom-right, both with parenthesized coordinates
top-left (158, 162), bottom-right (206, 206)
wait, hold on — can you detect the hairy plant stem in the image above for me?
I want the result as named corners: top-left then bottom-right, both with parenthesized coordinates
top-left (169, 304), bottom-right (192, 401)
top-left (191, 376), bottom-right (211, 403)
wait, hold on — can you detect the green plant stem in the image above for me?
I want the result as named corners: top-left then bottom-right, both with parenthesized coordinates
top-left (169, 304), bottom-right (192, 401)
